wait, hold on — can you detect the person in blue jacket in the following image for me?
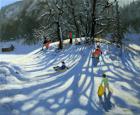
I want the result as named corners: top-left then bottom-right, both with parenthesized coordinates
top-left (54, 61), bottom-right (68, 71)
top-left (60, 61), bottom-right (68, 70)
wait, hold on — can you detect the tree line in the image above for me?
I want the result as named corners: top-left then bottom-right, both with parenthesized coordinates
top-left (1, 0), bottom-right (138, 47)
top-left (34, 0), bottom-right (124, 48)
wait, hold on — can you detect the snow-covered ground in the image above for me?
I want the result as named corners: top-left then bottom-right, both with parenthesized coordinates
top-left (0, 40), bottom-right (40, 55)
top-left (0, 36), bottom-right (140, 115)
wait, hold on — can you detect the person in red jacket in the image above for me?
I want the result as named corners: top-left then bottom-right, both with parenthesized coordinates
top-left (69, 32), bottom-right (72, 44)
top-left (92, 45), bottom-right (102, 59)
top-left (42, 37), bottom-right (51, 50)
top-left (45, 39), bottom-right (51, 49)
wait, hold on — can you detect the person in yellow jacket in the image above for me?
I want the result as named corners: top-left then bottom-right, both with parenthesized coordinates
top-left (101, 74), bottom-right (110, 93)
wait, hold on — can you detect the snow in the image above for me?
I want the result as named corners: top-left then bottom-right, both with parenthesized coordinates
top-left (0, 40), bottom-right (40, 55)
top-left (0, 35), bottom-right (140, 115)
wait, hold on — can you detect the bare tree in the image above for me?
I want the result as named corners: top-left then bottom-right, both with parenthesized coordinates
top-left (90, 0), bottom-right (97, 42)
top-left (112, 0), bottom-right (124, 47)
top-left (89, 0), bottom-right (115, 42)
top-left (33, 0), bottom-right (122, 47)
top-left (67, 0), bottom-right (80, 38)
top-left (34, 0), bottom-right (66, 49)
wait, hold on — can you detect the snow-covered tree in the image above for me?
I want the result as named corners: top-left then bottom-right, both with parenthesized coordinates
top-left (34, 0), bottom-right (67, 49)
top-left (33, 0), bottom-right (125, 46)
top-left (111, 0), bottom-right (124, 47)
top-left (89, 0), bottom-right (115, 42)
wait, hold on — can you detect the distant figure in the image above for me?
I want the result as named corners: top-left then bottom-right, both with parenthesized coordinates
top-left (69, 32), bottom-right (73, 44)
top-left (42, 36), bottom-right (51, 50)
top-left (53, 61), bottom-right (68, 71)
top-left (75, 38), bottom-right (81, 45)
top-left (46, 39), bottom-right (51, 49)
top-left (1, 44), bottom-right (15, 52)
top-left (101, 74), bottom-right (110, 94)
top-left (10, 44), bottom-right (14, 50)
top-left (92, 45), bottom-right (102, 59)
top-left (42, 36), bottom-right (47, 50)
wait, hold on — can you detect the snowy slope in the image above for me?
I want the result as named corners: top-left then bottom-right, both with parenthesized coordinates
top-left (0, 37), bottom-right (140, 115)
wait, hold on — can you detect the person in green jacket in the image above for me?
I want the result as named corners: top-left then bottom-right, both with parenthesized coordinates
top-left (101, 74), bottom-right (110, 93)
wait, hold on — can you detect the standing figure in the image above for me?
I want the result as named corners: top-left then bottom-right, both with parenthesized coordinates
top-left (69, 32), bottom-right (73, 44)
top-left (101, 74), bottom-right (110, 94)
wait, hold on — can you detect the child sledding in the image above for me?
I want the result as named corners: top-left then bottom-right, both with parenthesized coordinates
top-left (53, 61), bottom-right (69, 72)
top-left (92, 45), bottom-right (102, 60)
top-left (1, 44), bottom-right (15, 52)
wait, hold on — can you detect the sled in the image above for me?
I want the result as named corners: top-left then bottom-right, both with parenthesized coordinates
top-left (98, 84), bottom-right (105, 97)
top-left (1, 45), bottom-right (14, 52)
top-left (92, 56), bottom-right (100, 60)
top-left (53, 66), bottom-right (68, 72)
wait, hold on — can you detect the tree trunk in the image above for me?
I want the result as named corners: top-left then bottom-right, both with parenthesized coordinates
top-left (90, 0), bottom-right (97, 42)
top-left (70, 0), bottom-right (80, 38)
top-left (57, 22), bottom-right (63, 49)
top-left (114, 0), bottom-right (122, 47)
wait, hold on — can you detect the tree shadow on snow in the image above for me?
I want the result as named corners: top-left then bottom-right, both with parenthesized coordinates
top-left (97, 44), bottom-right (140, 114)
top-left (98, 92), bottom-right (114, 112)
top-left (0, 45), bottom-right (104, 115)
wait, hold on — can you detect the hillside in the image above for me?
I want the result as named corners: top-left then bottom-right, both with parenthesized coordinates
top-left (0, 0), bottom-right (48, 42)
top-left (0, 35), bottom-right (140, 115)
